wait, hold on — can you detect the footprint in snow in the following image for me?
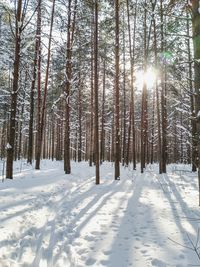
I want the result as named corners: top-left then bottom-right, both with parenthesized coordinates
top-left (91, 231), bottom-right (100, 235)
top-left (103, 250), bottom-right (112, 255)
top-left (84, 235), bottom-right (95, 242)
top-left (179, 254), bottom-right (185, 259)
top-left (85, 258), bottom-right (96, 265)
top-left (151, 259), bottom-right (167, 267)
top-left (77, 248), bottom-right (88, 254)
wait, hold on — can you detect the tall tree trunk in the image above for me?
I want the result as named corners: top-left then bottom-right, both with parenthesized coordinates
top-left (89, 8), bottom-right (94, 167)
top-left (100, 57), bottom-right (106, 164)
top-left (126, 0), bottom-right (137, 170)
top-left (35, 1), bottom-right (42, 165)
top-left (125, 107), bottom-right (131, 166)
top-left (51, 114), bottom-right (55, 160)
top-left (191, 1), bottom-right (200, 205)
top-left (122, 19), bottom-right (126, 167)
top-left (114, 0), bottom-right (120, 180)
top-left (78, 74), bottom-right (82, 162)
top-left (94, 0), bottom-right (100, 184)
top-left (27, 0), bottom-right (41, 165)
top-left (140, 0), bottom-right (148, 173)
top-left (150, 89), bottom-right (156, 164)
top-left (160, 0), bottom-right (167, 173)
top-left (35, 0), bottom-right (56, 170)
top-left (6, 0), bottom-right (23, 179)
top-left (151, 0), bottom-right (162, 173)
top-left (187, 12), bottom-right (197, 172)
top-left (64, 0), bottom-right (77, 173)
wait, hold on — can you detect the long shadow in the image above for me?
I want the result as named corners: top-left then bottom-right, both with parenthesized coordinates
top-left (3, 166), bottom-right (122, 266)
top-left (106, 172), bottom-right (160, 267)
top-left (39, 180), bottom-right (127, 266)
top-left (105, 170), bottom-right (199, 267)
top-left (161, 173), bottom-right (199, 226)
top-left (155, 173), bottom-right (200, 265)
top-left (0, 172), bottom-right (98, 266)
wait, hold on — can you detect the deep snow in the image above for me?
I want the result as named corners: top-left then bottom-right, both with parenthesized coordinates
top-left (0, 160), bottom-right (200, 267)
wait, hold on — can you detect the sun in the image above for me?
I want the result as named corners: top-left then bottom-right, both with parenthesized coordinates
top-left (134, 68), bottom-right (157, 91)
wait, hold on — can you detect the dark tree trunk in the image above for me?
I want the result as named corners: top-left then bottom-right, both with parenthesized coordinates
top-left (89, 8), bottom-right (94, 167)
top-left (78, 74), bottom-right (82, 162)
top-left (27, 0), bottom-right (42, 165)
top-left (114, 0), bottom-right (120, 180)
top-left (160, 0), bottom-right (167, 173)
top-left (140, 0), bottom-right (148, 173)
top-left (187, 12), bottom-right (197, 172)
top-left (6, 0), bottom-right (23, 179)
top-left (94, 0), bottom-right (100, 184)
top-left (100, 57), bottom-right (106, 164)
top-left (191, 1), bottom-right (200, 205)
top-left (64, 0), bottom-right (77, 174)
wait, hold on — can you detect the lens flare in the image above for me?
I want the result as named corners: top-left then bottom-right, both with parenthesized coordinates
top-left (135, 68), bottom-right (157, 91)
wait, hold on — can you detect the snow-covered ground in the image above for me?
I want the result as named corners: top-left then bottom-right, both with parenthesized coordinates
top-left (0, 160), bottom-right (200, 267)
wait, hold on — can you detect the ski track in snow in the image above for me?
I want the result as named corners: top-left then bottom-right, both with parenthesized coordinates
top-left (0, 161), bottom-right (200, 267)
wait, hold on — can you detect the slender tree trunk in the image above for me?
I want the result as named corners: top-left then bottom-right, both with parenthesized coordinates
top-left (114, 0), bottom-right (120, 180)
top-left (126, 0), bottom-right (137, 170)
top-left (27, 0), bottom-right (41, 165)
top-left (152, 0), bottom-right (162, 173)
top-left (6, 0), bottom-right (23, 179)
top-left (35, 0), bottom-right (55, 169)
top-left (160, 0), bottom-right (167, 173)
top-left (121, 4), bottom-right (126, 167)
top-left (51, 114), bottom-right (55, 160)
top-left (191, 1), bottom-right (200, 205)
top-left (94, 0), bottom-right (100, 184)
top-left (150, 89), bottom-right (156, 164)
top-left (78, 74), bottom-right (82, 162)
top-left (89, 9), bottom-right (94, 167)
top-left (0, 118), bottom-right (6, 160)
top-left (35, 1), bottom-right (42, 166)
top-left (140, 0), bottom-right (148, 173)
top-left (187, 12), bottom-right (197, 172)
top-left (18, 86), bottom-right (26, 160)
top-left (100, 57), bottom-right (106, 164)
top-left (64, 0), bottom-right (77, 173)
top-left (125, 107), bottom-right (131, 167)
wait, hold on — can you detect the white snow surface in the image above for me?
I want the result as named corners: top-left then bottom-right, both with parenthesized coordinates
top-left (0, 160), bottom-right (200, 267)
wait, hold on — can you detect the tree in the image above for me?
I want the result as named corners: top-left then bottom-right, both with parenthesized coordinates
top-left (191, 1), bottom-right (200, 205)
top-left (27, 0), bottom-right (42, 165)
top-left (6, 0), bottom-right (23, 178)
top-left (64, 0), bottom-right (77, 174)
top-left (94, 0), bottom-right (100, 184)
top-left (114, 0), bottom-right (120, 180)
top-left (35, 0), bottom-right (56, 170)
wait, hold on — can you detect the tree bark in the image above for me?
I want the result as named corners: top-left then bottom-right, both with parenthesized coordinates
top-left (94, 0), bottom-right (100, 184)
top-left (100, 57), bottom-right (106, 164)
top-left (6, 0), bottom-right (23, 179)
top-left (191, 1), bottom-right (200, 205)
top-left (140, 0), bottom-right (148, 173)
top-left (114, 0), bottom-right (120, 180)
top-left (27, 0), bottom-right (41, 165)
top-left (64, 0), bottom-right (77, 174)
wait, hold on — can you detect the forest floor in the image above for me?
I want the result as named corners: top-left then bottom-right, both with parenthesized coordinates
top-left (0, 160), bottom-right (200, 267)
